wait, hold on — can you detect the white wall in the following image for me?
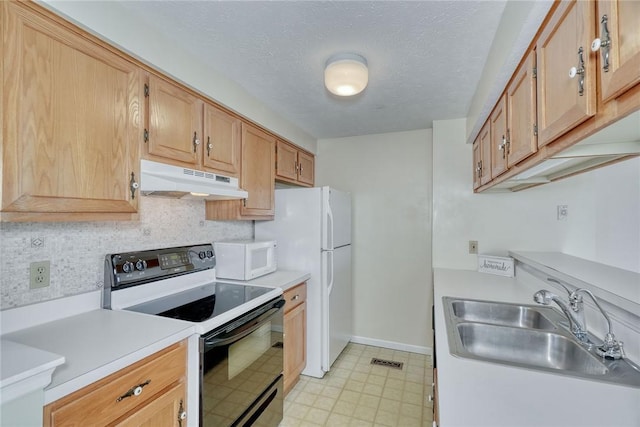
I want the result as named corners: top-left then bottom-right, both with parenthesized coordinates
top-left (317, 130), bottom-right (433, 352)
top-left (41, 0), bottom-right (317, 154)
top-left (433, 118), bottom-right (640, 273)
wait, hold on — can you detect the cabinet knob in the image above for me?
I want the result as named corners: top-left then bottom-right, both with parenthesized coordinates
top-left (568, 47), bottom-right (586, 96)
top-left (129, 172), bottom-right (139, 200)
top-left (193, 132), bottom-right (200, 153)
top-left (291, 294), bottom-right (300, 301)
top-left (591, 15), bottom-right (611, 72)
top-left (207, 136), bottom-right (213, 156)
top-left (116, 379), bottom-right (151, 402)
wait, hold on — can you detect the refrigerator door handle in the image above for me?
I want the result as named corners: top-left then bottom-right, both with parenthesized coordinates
top-left (324, 250), bottom-right (334, 295)
top-left (324, 193), bottom-right (334, 250)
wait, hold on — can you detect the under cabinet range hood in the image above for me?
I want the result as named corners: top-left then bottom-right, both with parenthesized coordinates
top-left (140, 159), bottom-right (248, 200)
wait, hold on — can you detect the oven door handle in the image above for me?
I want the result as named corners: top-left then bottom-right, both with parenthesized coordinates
top-left (203, 299), bottom-right (284, 349)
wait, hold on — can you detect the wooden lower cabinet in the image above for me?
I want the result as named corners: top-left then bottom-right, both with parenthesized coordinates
top-left (44, 341), bottom-right (187, 427)
top-left (283, 282), bottom-right (307, 395)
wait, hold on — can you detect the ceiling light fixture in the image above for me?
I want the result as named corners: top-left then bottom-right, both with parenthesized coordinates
top-left (324, 53), bottom-right (368, 96)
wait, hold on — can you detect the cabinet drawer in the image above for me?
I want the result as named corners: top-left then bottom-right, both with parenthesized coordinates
top-left (44, 341), bottom-right (186, 427)
top-left (283, 283), bottom-right (307, 313)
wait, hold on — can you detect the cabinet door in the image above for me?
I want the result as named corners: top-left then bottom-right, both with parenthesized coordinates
top-left (490, 95), bottom-right (508, 178)
top-left (595, 1), bottom-right (640, 102)
top-left (297, 151), bottom-right (315, 186)
top-left (147, 75), bottom-right (202, 166)
top-left (2, 2), bottom-right (140, 221)
top-left (276, 140), bottom-right (298, 181)
top-left (284, 301), bottom-right (306, 394)
top-left (113, 382), bottom-right (186, 427)
top-left (240, 123), bottom-right (275, 217)
top-left (472, 138), bottom-right (482, 190)
top-left (203, 103), bottom-right (241, 176)
top-left (507, 50), bottom-right (538, 167)
top-left (479, 122), bottom-right (492, 185)
top-left (536, 0), bottom-right (596, 147)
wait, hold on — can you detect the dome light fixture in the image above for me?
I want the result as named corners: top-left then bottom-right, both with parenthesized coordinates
top-left (324, 53), bottom-right (368, 96)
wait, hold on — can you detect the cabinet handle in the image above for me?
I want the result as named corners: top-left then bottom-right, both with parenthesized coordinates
top-left (207, 136), bottom-right (213, 157)
top-left (116, 379), bottom-right (151, 402)
top-left (299, 164), bottom-right (304, 174)
top-left (568, 47), bottom-right (586, 96)
top-left (295, 161), bottom-right (299, 173)
top-left (498, 136), bottom-right (507, 159)
top-left (291, 294), bottom-right (300, 301)
top-left (591, 15), bottom-right (611, 72)
top-left (476, 161), bottom-right (482, 178)
top-left (129, 172), bottom-right (139, 200)
top-left (178, 399), bottom-right (186, 427)
top-left (193, 132), bottom-right (200, 153)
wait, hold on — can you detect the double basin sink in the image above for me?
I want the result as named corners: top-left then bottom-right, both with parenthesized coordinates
top-left (443, 297), bottom-right (640, 388)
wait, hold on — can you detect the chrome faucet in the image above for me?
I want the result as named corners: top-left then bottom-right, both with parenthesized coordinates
top-left (572, 288), bottom-right (624, 360)
top-left (534, 278), bottom-right (624, 360)
top-left (533, 289), bottom-right (588, 342)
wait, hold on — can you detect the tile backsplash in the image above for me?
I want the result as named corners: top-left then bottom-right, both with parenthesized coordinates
top-left (0, 197), bottom-right (252, 309)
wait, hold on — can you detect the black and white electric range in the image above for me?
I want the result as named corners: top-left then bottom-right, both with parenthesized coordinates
top-left (103, 243), bottom-right (285, 427)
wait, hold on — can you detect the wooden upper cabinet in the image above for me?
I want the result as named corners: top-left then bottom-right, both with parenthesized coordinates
top-left (536, 0), bottom-right (596, 147)
top-left (479, 121), bottom-right (492, 186)
top-left (203, 104), bottom-right (241, 176)
top-left (241, 124), bottom-right (275, 217)
top-left (1, 1), bottom-right (141, 222)
top-left (472, 121), bottom-right (491, 189)
top-left (507, 49), bottom-right (538, 167)
top-left (275, 140), bottom-right (315, 187)
top-left (146, 75), bottom-right (202, 167)
top-left (594, 0), bottom-right (640, 103)
top-left (206, 123), bottom-right (275, 220)
top-left (276, 140), bottom-right (299, 181)
top-left (490, 95), bottom-right (508, 178)
top-left (472, 137), bottom-right (482, 190)
top-left (297, 151), bottom-right (315, 186)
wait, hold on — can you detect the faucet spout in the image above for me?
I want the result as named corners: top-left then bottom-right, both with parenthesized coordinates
top-left (533, 290), bottom-right (588, 342)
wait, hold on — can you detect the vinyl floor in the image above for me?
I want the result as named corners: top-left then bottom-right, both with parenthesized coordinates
top-left (281, 343), bottom-right (434, 426)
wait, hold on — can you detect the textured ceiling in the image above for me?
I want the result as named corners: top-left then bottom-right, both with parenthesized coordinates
top-left (117, 1), bottom-right (508, 139)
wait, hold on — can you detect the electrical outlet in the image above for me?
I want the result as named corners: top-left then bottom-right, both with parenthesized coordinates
top-left (30, 261), bottom-right (50, 289)
top-left (469, 240), bottom-right (478, 254)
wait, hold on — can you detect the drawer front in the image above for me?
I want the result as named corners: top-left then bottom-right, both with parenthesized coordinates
top-left (44, 341), bottom-right (186, 427)
top-left (283, 282), bottom-right (307, 313)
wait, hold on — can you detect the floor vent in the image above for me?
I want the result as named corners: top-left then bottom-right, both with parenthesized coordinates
top-left (370, 358), bottom-right (404, 370)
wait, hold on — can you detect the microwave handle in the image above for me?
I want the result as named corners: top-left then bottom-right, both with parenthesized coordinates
top-left (203, 299), bottom-right (285, 350)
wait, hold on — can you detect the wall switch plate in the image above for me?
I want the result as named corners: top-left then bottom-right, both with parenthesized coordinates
top-left (30, 261), bottom-right (50, 289)
top-left (557, 205), bottom-right (569, 220)
top-left (469, 240), bottom-right (478, 254)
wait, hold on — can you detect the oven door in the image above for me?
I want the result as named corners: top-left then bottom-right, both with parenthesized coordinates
top-left (200, 298), bottom-right (284, 427)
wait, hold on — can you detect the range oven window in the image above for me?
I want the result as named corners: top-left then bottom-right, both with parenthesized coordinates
top-left (201, 299), bottom-right (284, 427)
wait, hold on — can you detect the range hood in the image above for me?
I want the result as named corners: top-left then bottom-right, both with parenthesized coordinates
top-left (490, 111), bottom-right (640, 192)
top-left (140, 159), bottom-right (248, 200)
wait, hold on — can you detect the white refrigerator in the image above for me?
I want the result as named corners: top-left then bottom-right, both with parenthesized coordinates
top-left (255, 186), bottom-right (352, 378)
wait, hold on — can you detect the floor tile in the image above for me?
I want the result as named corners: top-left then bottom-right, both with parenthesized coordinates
top-left (283, 343), bottom-right (433, 426)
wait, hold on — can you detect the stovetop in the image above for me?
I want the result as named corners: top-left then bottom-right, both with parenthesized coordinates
top-left (104, 243), bottom-right (283, 335)
top-left (124, 281), bottom-right (274, 323)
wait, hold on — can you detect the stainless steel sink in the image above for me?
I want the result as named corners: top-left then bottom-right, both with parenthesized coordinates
top-left (456, 322), bottom-right (608, 375)
top-left (450, 299), bottom-right (561, 330)
top-left (443, 297), bottom-right (640, 388)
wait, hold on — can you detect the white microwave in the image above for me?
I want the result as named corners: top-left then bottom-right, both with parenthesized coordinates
top-left (213, 240), bottom-right (277, 280)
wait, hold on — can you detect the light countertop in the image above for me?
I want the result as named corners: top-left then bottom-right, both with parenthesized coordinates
top-left (434, 268), bottom-right (640, 427)
top-left (220, 270), bottom-right (310, 291)
top-left (0, 340), bottom-right (65, 404)
top-left (2, 309), bottom-right (194, 404)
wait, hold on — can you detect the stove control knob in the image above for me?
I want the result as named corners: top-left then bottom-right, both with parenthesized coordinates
top-left (122, 261), bottom-right (134, 273)
top-left (206, 250), bottom-right (214, 258)
top-left (198, 251), bottom-right (206, 260)
top-left (135, 260), bottom-right (147, 271)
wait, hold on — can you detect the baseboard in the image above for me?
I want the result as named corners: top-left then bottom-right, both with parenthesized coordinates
top-left (350, 335), bottom-right (432, 355)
